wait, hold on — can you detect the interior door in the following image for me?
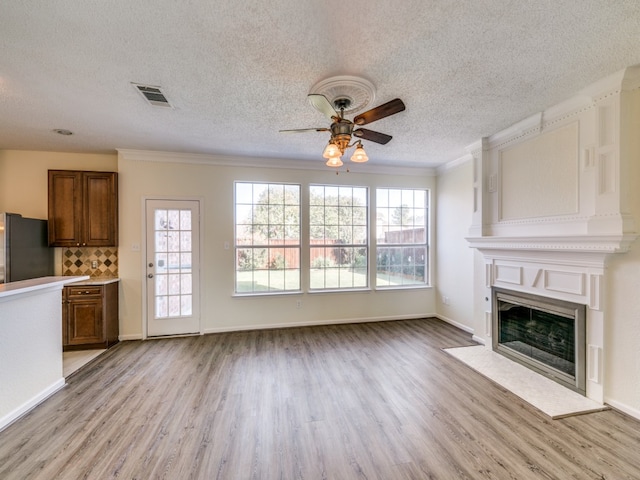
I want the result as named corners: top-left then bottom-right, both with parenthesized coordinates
top-left (146, 199), bottom-right (200, 337)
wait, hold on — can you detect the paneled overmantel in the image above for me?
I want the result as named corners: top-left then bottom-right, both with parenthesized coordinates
top-left (465, 66), bottom-right (640, 405)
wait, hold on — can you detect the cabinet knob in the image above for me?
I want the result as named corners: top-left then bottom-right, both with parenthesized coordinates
top-left (148, 274), bottom-right (154, 279)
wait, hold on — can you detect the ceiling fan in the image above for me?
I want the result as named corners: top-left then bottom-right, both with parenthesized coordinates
top-left (280, 94), bottom-right (406, 167)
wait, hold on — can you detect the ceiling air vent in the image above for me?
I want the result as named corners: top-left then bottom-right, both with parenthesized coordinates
top-left (132, 83), bottom-right (173, 108)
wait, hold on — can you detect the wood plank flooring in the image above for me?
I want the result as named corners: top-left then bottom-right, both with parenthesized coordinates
top-left (1, 318), bottom-right (639, 479)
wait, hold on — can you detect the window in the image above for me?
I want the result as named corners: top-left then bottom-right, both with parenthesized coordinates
top-left (309, 185), bottom-right (368, 290)
top-left (235, 182), bottom-right (300, 293)
top-left (376, 188), bottom-right (428, 287)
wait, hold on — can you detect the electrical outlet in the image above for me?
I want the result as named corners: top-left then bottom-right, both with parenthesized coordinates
top-left (296, 300), bottom-right (302, 309)
top-left (91, 260), bottom-right (98, 269)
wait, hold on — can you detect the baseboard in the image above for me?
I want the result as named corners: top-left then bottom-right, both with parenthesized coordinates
top-left (471, 335), bottom-right (486, 345)
top-left (0, 378), bottom-right (66, 433)
top-left (119, 333), bottom-right (143, 341)
top-left (202, 313), bottom-right (437, 335)
top-left (604, 397), bottom-right (640, 421)
top-left (434, 314), bottom-right (475, 335)
top-left (124, 314), bottom-right (471, 339)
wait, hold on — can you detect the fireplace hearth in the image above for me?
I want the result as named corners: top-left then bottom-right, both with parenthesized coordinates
top-left (492, 287), bottom-right (586, 395)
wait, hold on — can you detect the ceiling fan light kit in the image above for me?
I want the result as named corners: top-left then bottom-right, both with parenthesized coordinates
top-left (350, 142), bottom-right (369, 163)
top-left (322, 141), bottom-right (341, 159)
top-left (325, 156), bottom-right (344, 168)
top-left (280, 75), bottom-right (405, 169)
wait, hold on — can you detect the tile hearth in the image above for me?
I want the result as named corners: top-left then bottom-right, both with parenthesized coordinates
top-left (444, 345), bottom-right (608, 419)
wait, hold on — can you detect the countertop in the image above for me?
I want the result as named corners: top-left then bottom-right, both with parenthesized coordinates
top-left (64, 277), bottom-right (120, 286)
top-left (0, 276), bottom-right (91, 300)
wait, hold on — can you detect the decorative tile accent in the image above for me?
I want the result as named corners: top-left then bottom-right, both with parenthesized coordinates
top-left (62, 247), bottom-right (118, 278)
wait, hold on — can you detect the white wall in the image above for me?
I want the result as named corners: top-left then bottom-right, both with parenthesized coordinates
top-left (435, 160), bottom-right (475, 333)
top-left (0, 150), bottom-right (117, 218)
top-left (0, 284), bottom-right (66, 430)
top-left (605, 241), bottom-right (640, 417)
top-left (117, 151), bottom-right (437, 338)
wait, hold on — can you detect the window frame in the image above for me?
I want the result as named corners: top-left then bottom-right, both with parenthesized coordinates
top-left (374, 187), bottom-right (430, 289)
top-left (308, 184), bottom-right (370, 292)
top-left (233, 181), bottom-right (302, 295)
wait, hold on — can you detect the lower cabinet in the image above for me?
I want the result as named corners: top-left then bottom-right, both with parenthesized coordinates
top-left (63, 282), bottom-right (119, 351)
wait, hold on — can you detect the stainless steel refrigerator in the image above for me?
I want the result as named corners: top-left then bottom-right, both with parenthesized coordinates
top-left (0, 213), bottom-right (54, 284)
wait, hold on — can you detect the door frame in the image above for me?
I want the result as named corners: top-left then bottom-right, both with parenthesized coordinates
top-left (141, 196), bottom-right (204, 339)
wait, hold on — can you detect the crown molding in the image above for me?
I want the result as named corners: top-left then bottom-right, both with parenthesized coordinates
top-left (621, 64), bottom-right (640, 92)
top-left (116, 149), bottom-right (437, 177)
top-left (465, 138), bottom-right (489, 158)
top-left (485, 67), bottom-right (636, 151)
top-left (436, 152), bottom-right (472, 175)
top-left (488, 112), bottom-right (542, 149)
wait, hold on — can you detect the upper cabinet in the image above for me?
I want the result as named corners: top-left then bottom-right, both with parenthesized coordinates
top-left (48, 170), bottom-right (118, 247)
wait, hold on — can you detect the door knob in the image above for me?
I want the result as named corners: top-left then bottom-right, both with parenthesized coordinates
top-left (148, 273), bottom-right (154, 278)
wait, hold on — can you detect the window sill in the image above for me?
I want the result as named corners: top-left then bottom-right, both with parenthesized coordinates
top-left (233, 290), bottom-right (302, 298)
top-left (375, 284), bottom-right (432, 291)
top-left (308, 287), bottom-right (372, 295)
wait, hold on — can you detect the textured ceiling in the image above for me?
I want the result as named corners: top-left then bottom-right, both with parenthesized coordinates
top-left (1, 1), bottom-right (640, 168)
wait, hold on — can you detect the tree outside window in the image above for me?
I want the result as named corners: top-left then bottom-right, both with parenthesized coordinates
top-left (376, 188), bottom-right (429, 287)
top-left (235, 182), bottom-right (301, 293)
top-left (309, 185), bottom-right (368, 290)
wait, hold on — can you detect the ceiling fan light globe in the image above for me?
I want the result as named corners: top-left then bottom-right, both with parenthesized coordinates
top-left (350, 146), bottom-right (369, 163)
top-left (322, 142), bottom-right (341, 159)
top-left (326, 156), bottom-right (343, 167)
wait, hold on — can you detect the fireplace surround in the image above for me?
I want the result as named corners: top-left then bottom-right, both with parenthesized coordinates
top-left (463, 66), bottom-right (640, 409)
top-left (492, 287), bottom-right (586, 395)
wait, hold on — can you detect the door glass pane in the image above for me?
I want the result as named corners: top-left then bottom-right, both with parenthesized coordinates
top-left (154, 209), bottom-right (193, 319)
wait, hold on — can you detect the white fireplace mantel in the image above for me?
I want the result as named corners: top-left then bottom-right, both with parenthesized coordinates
top-left (466, 234), bottom-right (637, 256)
top-left (464, 66), bottom-right (640, 405)
top-left (470, 243), bottom-right (610, 403)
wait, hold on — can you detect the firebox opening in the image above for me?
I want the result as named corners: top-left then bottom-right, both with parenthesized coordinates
top-left (492, 287), bottom-right (586, 395)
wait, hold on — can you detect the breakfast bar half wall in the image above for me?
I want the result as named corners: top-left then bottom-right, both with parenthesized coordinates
top-left (0, 276), bottom-right (89, 431)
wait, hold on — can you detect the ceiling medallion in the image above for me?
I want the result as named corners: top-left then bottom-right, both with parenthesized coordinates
top-left (279, 75), bottom-right (405, 170)
top-left (309, 75), bottom-right (376, 115)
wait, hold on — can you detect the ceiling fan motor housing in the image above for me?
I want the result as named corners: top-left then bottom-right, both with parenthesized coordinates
top-left (330, 120), bottom-right (354, 153)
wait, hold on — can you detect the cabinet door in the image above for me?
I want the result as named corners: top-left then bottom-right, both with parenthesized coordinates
top-left (83, 172), bottom-right (118, 246)
top-left (48, 171), bottom-right (83, 246)
top-left (66, 296), bottom-right (104, 345)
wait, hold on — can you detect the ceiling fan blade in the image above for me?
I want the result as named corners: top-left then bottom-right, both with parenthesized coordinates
top-left (308, 94), bottom-right (338, 120)
top-left (279, 127), bottom-right (331, 133)
top-left (353, 98), bottom-right (405, 126)
top-left (353, 128), bottom-right (392, 145)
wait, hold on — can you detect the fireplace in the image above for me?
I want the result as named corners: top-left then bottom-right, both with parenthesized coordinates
top-left (492, 287), bottom-right (586, 395)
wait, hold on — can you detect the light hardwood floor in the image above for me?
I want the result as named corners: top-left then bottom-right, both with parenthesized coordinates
top-left (1, 318), bottom-right (639, 479)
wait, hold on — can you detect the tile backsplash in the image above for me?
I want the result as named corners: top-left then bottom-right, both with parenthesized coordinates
top-left (62, 247), bottom-right (118, 277)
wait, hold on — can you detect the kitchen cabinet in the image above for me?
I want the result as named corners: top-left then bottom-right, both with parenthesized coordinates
top-left (63, 281), bottom-right (119, 350)
top-left (48, 170), bottom-right (118, 247)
